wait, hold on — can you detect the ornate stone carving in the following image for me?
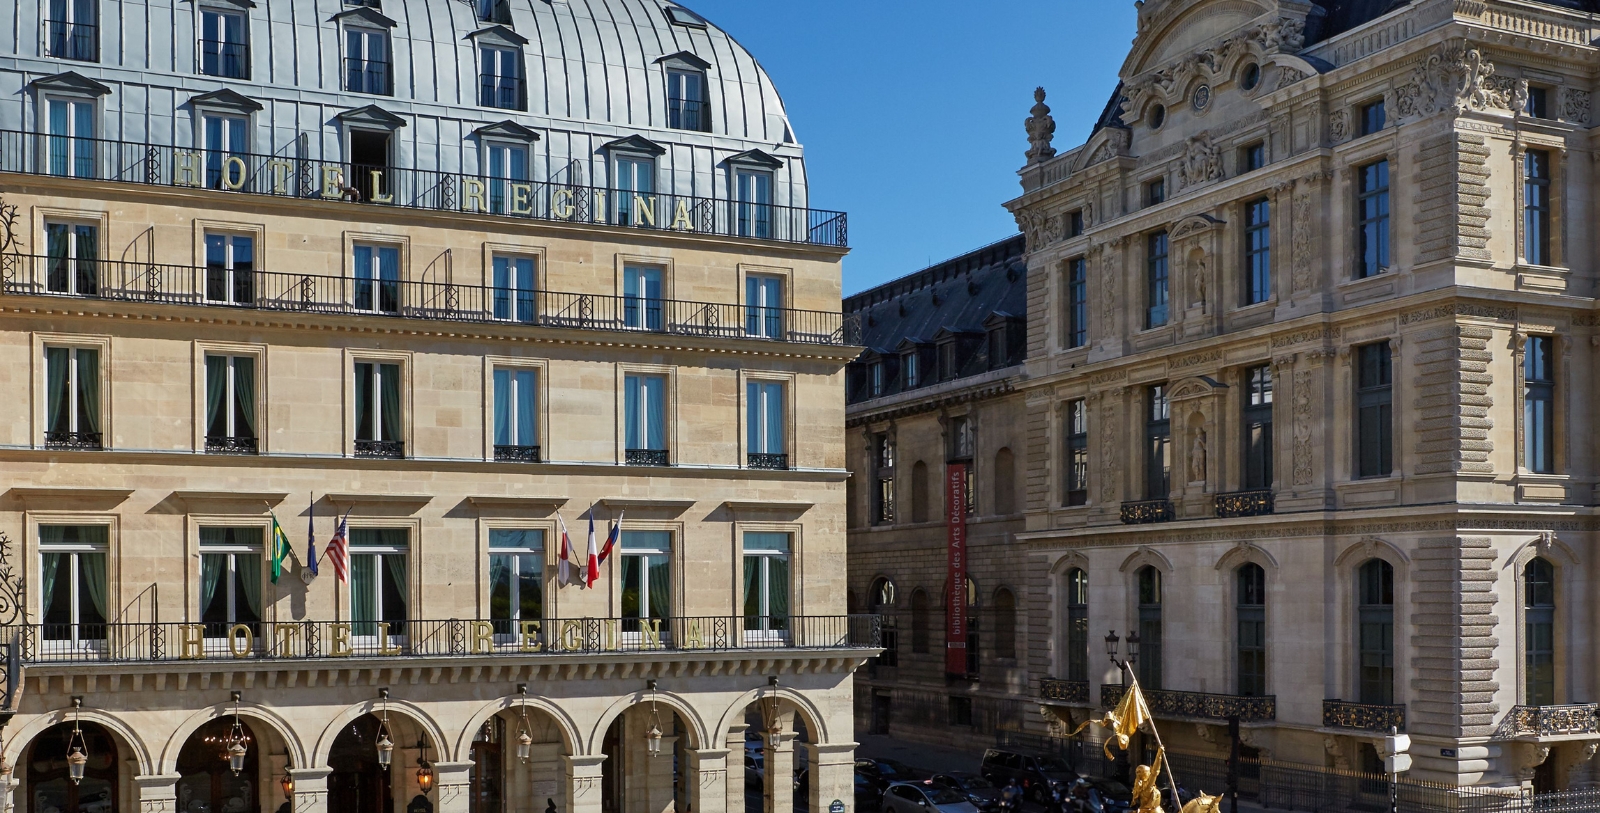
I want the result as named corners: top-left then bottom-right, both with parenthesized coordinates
top-left (1099, 396), bottom-right (1119, 504)
top-left (1411, 42), bottom-right (1515, 116)
top-left (1179, 133), bottom-right (1224, 189)
top-left (1190, 429), bottom-right (1208, 484)
top-left (1101, 242), bottom-right (1121, 328)
top-left (1025, 87), bottom-right (1057, 165)
top-left (1252, 17), bottom-right (1305, 53)
top-left (1276, 67), bottom-right (1308, 90)
top-left (1561, 88), bottom-right (1593, 125)
top-left (1189, 251), bottom-right (1208, 310)
top-left (1016, 210), bottom-right (1063, 252)
top-left (1292, 370), bottom-right (1313, 486)
top-left (1328, 109), bottom-right (1350, 143)
top-left (1291, 185), bottom-right (1312, 294)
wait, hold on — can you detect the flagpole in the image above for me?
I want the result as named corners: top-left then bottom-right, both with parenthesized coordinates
top-left (1128, 675), bottom-right (1185, 811)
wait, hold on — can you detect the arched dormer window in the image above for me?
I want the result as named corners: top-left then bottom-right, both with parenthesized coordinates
top-left (468, 26), bottom-right (528, 111)
top-left (657, 52), bottom-right (712, 132)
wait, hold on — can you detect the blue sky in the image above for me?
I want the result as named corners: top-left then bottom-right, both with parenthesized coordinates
top-left (684, 1), bottom-right (1139, 294)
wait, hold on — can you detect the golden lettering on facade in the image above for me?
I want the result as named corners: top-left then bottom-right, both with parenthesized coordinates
top-left (331, 623), bottom-right (353, 657)
top-left (321, 166), bottom-right (344, 199)
top-left (369, 171), bottom-right (394, 204)
top-left (228, 623), bottom-right (253, 658)
top-left (275, 624), bottom-right (301, 657)
top-left (519, 620), bottom-right (543, 652)
top-left (376, 622), bottom-right (402, 655)
top-left (471, 620), bottom-right (494, 654)
top-left (633, 195), bottom-right (656, 227)
top-left (221, 156), bottom-right (249, 191)
top-left (562, 620), bottom-right (583, 651)
top-left (552, 189), bottom-right (575, 219)
top-left (172, 152), bottom-right (204, 188)
top-left (640, 619), bottom-right (662, 650)
top-left (671, 199), bottom-right (694, 231)
top-left (266, 158), bottom-right (293, 195)
top-left (462, 179), bottom-right (487, 213)
top-left (510, 183), bottom-right (533, 215)
top-left (685, 619), bottom-right (703, 649)
top-left (603, 618), bottom-right (619, 651)
top-left (180, 623), bottom-right (205, 659)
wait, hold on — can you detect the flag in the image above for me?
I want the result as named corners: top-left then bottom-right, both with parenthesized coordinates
top-left (557, 514), bottom-right (584, 588)
top-left (269, 511), bottom-right (293, 584)
top-left (598, 510), bottom-right (624, 565)
top-left (305, 494), bottom-right (319, 579)
top-left (328, 512), bottom-right (350, 583)
top-left (585, 511), bottom-right (600, 589)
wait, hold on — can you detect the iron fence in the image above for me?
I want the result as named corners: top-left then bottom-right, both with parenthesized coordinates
top-left (0, 129), bottom-right (848, 247)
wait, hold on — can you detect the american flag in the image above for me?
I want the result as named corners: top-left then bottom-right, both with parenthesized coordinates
top-left (327, 512), bottom-right (350, 583)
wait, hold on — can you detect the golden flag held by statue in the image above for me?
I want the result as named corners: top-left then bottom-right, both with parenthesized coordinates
top-left (1070, 681), bottom-right (1153, 760)
top-left (1067, 679), bottom-right (1221, 813)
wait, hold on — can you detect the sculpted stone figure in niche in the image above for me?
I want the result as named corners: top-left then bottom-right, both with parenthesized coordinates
top-left (1179, 133), bottom-right (1224, 189)
top-left (1190, 428), bottom-right (1208, 483)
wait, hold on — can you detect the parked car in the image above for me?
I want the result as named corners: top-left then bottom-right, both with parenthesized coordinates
top-left (929, 773), bottom-right (1002, 812)
top-left (1068, 777), bottom-right (1133, 813)
top-left (746, 752), bottom-right (766, 787)
top-left (856, 757), bottom-right (921, 791)
top-left (979, 749), bottom-right (1079, 803)
top-left (857, 771), bottom-right (884, 812)
top-left (882, 782), bottom-right (981, 813)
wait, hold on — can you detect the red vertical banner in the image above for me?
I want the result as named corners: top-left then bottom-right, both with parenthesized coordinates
top-left (945, 462), bottom-right (968, 676)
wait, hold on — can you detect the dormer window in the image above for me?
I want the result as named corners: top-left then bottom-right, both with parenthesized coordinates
top-left (476, 0), bottom-right (511, 24)
top-left (902, 351), bottom-right (919, 389)
top-left (199, 8), bottom-right (249, 79)
top-left (667, 68), bottom-right (707, 131)
top-left (480, 45), bottom-right (522, 110)
top-left (345, 27), bottom-right (391, 95)
top-left (46, 0), bottom-right (99, 61)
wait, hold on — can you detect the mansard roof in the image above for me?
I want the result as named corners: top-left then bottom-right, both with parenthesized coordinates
top-left (845, 234), bottom-right (1028, 358)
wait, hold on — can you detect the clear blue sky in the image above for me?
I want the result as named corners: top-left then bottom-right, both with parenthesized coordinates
top-left (684, 1), bottom-right (1139, 294)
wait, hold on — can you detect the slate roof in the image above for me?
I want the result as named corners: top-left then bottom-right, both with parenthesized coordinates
top-left (845, 235), bottom-right (1028, 358)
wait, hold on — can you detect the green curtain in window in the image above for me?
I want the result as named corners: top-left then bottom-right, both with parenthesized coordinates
top-left (355, 363), bottom-right (371, 441)
top-left (646, 555), bottom-right (669, 620)
top-left (742, 555), bottom-right (760, 619)
top-left (39, 551), bottom-right (62, 617)
top-left (79, 551), bottom-right (107, 623)
top-left (768, 557), bottom-right (790, 624)
top-left (351, 555), bottom-right (376, 633)
top-left (46, 348), bottom-right (69, 434)
top-left (76, 349), bottom-right (99, 434)
top-left (379, 364), bottom-right (401, 443)
top-left (200, 554), bottom-right (223, 619)
top-left (237, 553), bottom-right (261, 621)
top-left (234, 357), bottom-right (256, 437)
top-left (384, 554), bottom-right (407, 621)
top-left (75, 225), bottom-right (97, 283)
top-left (489, 555), bottom-right (511, 621)
top-left (205, 355), bottom-right (228, 436)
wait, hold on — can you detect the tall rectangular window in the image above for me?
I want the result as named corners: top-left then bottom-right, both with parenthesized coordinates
top-left (620, 531), bottom-right (671, 630)
top-left (1242, 142), bottom-right (1265, 172)
top-left (1146, 178), bottom-right (1165, 207)
top-left (1524, 559), bottom-right (1555, 705)
top-left (745, 274), bottom-right (783, 338)
top-left (1236, 564), bottom-right (1267, 697)
top-left (1242, 365), bottom-right (1273, 490)
top-left (666, 69), bottom-right (707, 132)
top-left (1357, 560), bottom-right (1395, 705)
top-left (1065, 569), bottom-right (1089, 682)
top-left (200, 527), bottom-right (263, 636)
top-left (868, 361), bottom-right (884, 398)
top-left (1359, 100), bottom-right (1386, 136)
top-left (743, 533), bottom-right (791, 633)
top-left (613, 155), bottom-right (656, 227)
top-left (486, 142), bottom-right (529, 215)
top-left (1526, 87), bottom-right (1550, 119)
top-left (44, 346), bottom-right (100, 449)
top-left (1064, 399), bottom-right (1088, 506)
top-left (199, 9), bottom-right (248, 78)
top-left (1356, 160), bottom-right (1390, 279)
top-left (1137, 567), bottom-right (1163, 690)
top-left (622, 265), bottom-right (664, 331)
top-left (479, 46), bottom-right (521, 109)
top-left (736, 170), bottom-right (774, 239)
top-left (489, 529), bottom-right (543, 634)
top-left (46, 0), bottom-right (98, 61)
top-left (349, 529), bottom-right (408, 637)
top-left (1068, 210), bottom-right (1084, 238)
top-left (45, 221), bottom-right (97, 295)
top-left (205, 355), bottom-right (257, 454)
top-left (203, 113), bottom-right (248, 190)
top-left (1066, 257), bottom-right (1088, 348)
top-left (1244, 197), bottom-right (1271, 305)
top-left (1524, 336), bottom-right (1554, 475)
top-left (873, 434), bottom-right (895, 524)
top-left (491, 255), bottom-right (536, 323)
top-left (345, 28), bottom-right (391, 95)
top-left (1145, 384), bottom-right (1170, 499)
top-left (205, 232), bottom-right (254, 304)
top-left (39, 525), bottom-right (108, 643)
top-left (353, 244), bottom-right (400, 314)
top-left (903, 351), bottom-right (920, 388)
top-left (1146, 232), bottom-right (1169, 328)
top-left (1524, 150), bottom-right (1552, 267)
top-left (624, 374), bottom-right (668, 465)
top-left (493, 367), bottom-right (538, 462)
top-left (1355, 343), bottom-right (1393, 478)
top-left (951, 416), bottom-right (975, 515)
top-left (354, 361), bottom-right (403, 458)
top-left (46, 99), bottom-right (96, 178)
top-left (746, 381), bottom-right (786, 470)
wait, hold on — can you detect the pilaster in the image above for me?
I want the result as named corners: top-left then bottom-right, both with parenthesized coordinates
top-left (686, 748), bottom-right (730, 813)
top-left (432, 760), bottom-right (475, 813)
top-left (290, 767), bottom-right (332, 813)
top-left (803, 742), bottom-right (859, 813)
top-left (136, 773), bottom-right (181, 813)
top-left (563, 755), bottom-right (606, 813)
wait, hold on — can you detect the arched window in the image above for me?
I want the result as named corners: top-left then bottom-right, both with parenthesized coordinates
top-left (1525, 558), bottom-right (1555, 705)
top-left (1137, 566), bottom-right (1163, 689)
top-left (995, 588), bottom-right (1017, 659)
top-left (1357, 559), bottom-right (1395, 705)
top-left (994, 447), bottom-right (1016, 515)
top-left (1236, 563), bottom-right (1266, 696)
top-left (911, 460), bottom-right (929, 523)
top-left (869, 577), bottom-right (896, 610)
top-left (1065, 568), bottom-right (1089, 682)
top-left (964, 578), bottom-right (980, 675)
top-left (869, 577), bottom-right (899, 667)
top-left (910, 589), bottom-right (930, 653)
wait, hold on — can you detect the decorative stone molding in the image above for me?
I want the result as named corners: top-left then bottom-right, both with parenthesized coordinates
top-left (1411, 323), bottom-right (1495, 476)
top-left (1291, 369), bottom-right (1313, 486)
top-left (1407, 42), bottom-right (1518, 117)
top-left (1410, 536), bottom-right (1501, 739)
top-left (1559, 88), bottom-right (1592, 125)
top-left (1214, 540), bottom-right (1279, 572)
top-left (1178, 133), bottom-right (1224, 189)
top-left (1025, 87), bottom-right (1057, 165)
top-left (1328, 108), bottom-right (1351, 143)
top-left (1413, 132), bottom-right (1492, 266)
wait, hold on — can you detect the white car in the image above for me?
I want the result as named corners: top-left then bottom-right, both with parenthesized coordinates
top-left (881, 782), bottom-right (980, 813)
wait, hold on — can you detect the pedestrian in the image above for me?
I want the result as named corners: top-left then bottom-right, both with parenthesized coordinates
top-left (547, 799), bottom-right (559, 813)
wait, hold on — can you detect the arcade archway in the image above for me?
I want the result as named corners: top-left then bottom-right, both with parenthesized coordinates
top-left (25, 720), bottom-right (120, 813)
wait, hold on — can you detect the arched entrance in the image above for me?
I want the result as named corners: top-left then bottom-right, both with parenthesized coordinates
top-left (177, 717), bottom-right (261, 813)
top-left (601, 704), bottom-right (689, 813)
top-left (328, 714), bottom-right (395, 813)
top-left (26, 720), bottom-right (119, 813)
top-left (460, 700), bottom-right (576, 813)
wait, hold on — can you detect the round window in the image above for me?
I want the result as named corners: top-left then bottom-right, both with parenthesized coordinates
top-left (1192, 84), bottom-right (1212, 112)
top-left (1149, 104), bottom-right (1167, 129)
top-left (1241, 63), bottom-right (1262, 91)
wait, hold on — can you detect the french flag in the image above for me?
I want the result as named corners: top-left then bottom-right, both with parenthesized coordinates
top-left (584, 512), bottom-right (600, 589)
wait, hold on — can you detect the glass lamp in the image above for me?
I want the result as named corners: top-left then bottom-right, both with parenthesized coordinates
top-left (1104, 631), bottom-right (1119, 662)
top-left (281, 773), bottom-right (294, 801)
top-left (66, 698), bottom-right (88, 785)
top-left (376, 733), bottom-right (394, 768)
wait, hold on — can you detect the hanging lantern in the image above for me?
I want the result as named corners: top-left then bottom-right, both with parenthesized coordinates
top-left (376, 690), bottom-right (395, 769)
top-left (416, 737), bottom-right (435, 793)
top-left (645, 679), bottom-right (665, 758)
top-left (225, 693), bottom-right (248, 776)
top-left (66, 697), bottom-right (88, 785)
top-left (281, 772), bottom-right (295, 801)
top-left (517, 731), bottom-right (533, 762)
top-left (762, 677), bottom-right (783, 752)
top-left (516, 685), bottom-right (534, 763)
top-left (67, 747), bottom-right (87, 783)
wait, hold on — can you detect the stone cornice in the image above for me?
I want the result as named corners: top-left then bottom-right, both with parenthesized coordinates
top-left (845, 378), bottom-right (1019, 428)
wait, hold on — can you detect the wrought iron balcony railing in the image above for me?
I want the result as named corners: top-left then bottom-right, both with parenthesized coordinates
top-left (626, 448), bottom-right (671, 467)
top-left (0, 130), bottom-right (848, 247)
top-left (44, 21), bottom-right (98, 61)
top-left (205, 435), bottom-right (258, 455)
top-left (344, 58), bottom-right (392, 95)
top-left (1215, 489), bottom-right (1273, 518)
top-left (479, 74), bottom-right (522, 110)
top-left (747, 453), bottom-right (789, 471)
top-left (1323, 699), bottom-right (1406, 732)
top-left (668, 97), bottom-right (709, 132)
top-left (354, 439), bottom-right (405, 459)
top-left (0, 254), bottom-right (860, 346)
top-left (1120, 499), bottom-right (1175, 525)
top-left (1103, 683), bottom-right (1276, 723)
top-left (1494, 704), bottom-right (1600, 740)
top-left (1040, 678), bottom-right (1090, 705)
top-left (494, 444), bottom-right (542, 463)
top-left (43, 431), bottom-right (102, 450)
top-left (199, 39), bottom-right (249, 79)
top-left (5, 615), bottom-right (884, 664)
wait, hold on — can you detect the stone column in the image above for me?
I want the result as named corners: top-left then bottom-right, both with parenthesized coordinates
top-left (564, 755), bottom-right (606, 813)
top-left (432, 760), bottom-right (476, 813)
top-left (803, 743), bottom-right (858, 813)
top-left (725, 723), bottom-right (749, 809)
top-left (136, 773), bottom-right (180, 813)
top-left (526, 742), bottom-right (566, 813)
top-left (289, 767), bottom-right (332, 813)
top-left (763, 733), bottom-right (794, 813)
top-left (687, 748), bottom-right (729, 813)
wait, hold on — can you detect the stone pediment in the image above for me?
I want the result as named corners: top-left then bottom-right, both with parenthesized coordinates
top-left (1167, 375), bottom-right (1226, 401)
top-left (1172, 214), bottom-right (1225, 240)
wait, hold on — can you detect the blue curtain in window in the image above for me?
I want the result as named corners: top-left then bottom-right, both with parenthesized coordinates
top-left (623, 267), bottom-right (663, 330)
top-left (353, 245), bottom-right (373, 311)
top-left (515, 370), bottom-right (535, 446)
top-left (493, 369), bottom-right (511, 445)
top-left (377, 246), bottom-right (399, 313)
top-left (747, 382), bottom-right (783, 454)
top-left (628, 376), bottom-right (665, 451)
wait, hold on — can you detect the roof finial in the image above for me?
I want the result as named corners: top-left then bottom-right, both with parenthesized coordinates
top-left (1025, 87), bottom-right (1056, 165)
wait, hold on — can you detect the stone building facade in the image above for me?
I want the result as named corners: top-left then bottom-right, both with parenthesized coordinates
top-left (1006, 0), bottom-right (1600, 793)
top-left (843, 237), bottom-right (1034, 751)
top-left (0, 1), bottom-right (868, 812)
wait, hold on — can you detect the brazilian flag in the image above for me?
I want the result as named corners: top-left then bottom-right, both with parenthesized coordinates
top-left (269, 512), bottom-right (294, 584)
